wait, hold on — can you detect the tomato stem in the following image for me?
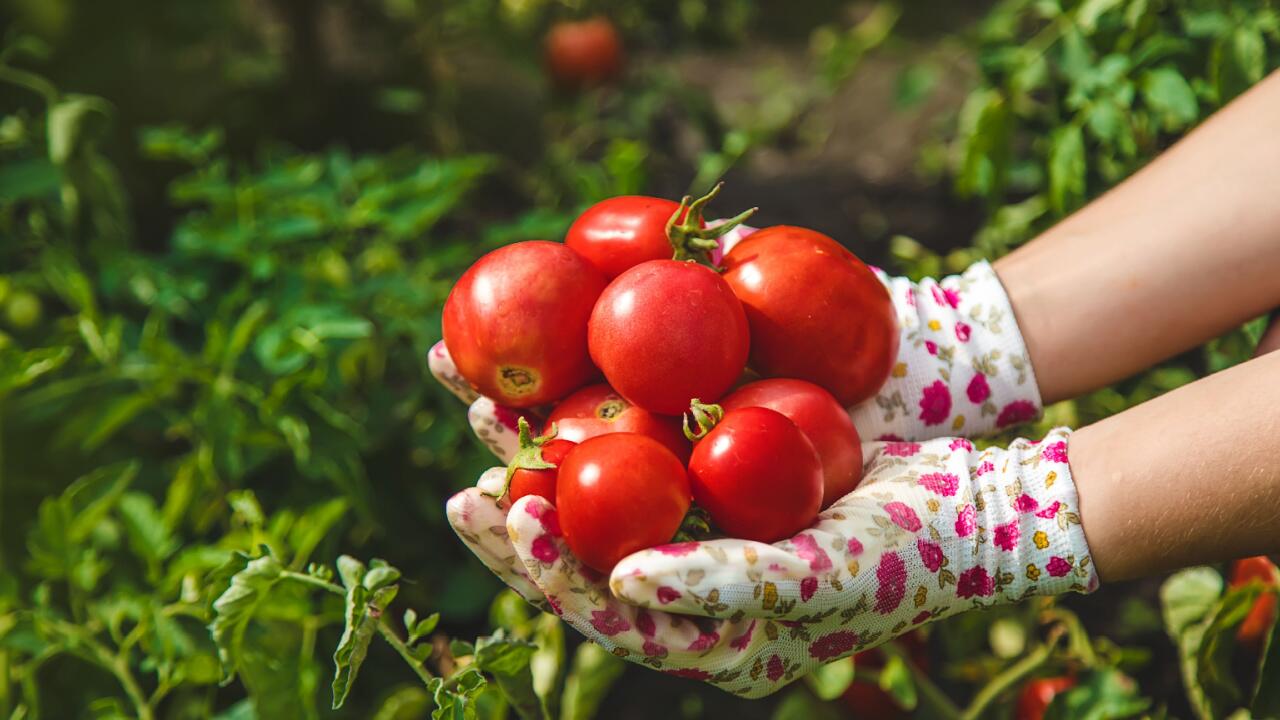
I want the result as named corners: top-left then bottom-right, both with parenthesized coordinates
top-left (486, 417), bottom-right (558, 499)
top-left (682, 399), bottom-right (725, 441)
top-left (672, 505), bottom-right (713, 542)
top-left (666, 182), bottom-right (757, 269)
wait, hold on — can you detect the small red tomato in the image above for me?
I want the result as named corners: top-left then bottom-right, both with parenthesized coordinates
top-left (721, 379), bottom-right (862, 505)
top-left (1015, 676), bottom-right (1076, 720)
top-left (509, 439), bottom-right (577, 504)
top-left (588, 260), bottom-right (749, 415)
top-left (547, 383), bottom-right (690, 462)
top-left (557, 433), bottom-right (691, 572)
top-left (1230, 556), bottom-right (1278, 651)
top-left (544, 17), bottom-right (623, 91)
top-left (565, 196), bottom-right (689, 280)
top-left (722, 226), bottom-right (898, 406)
top-left (443, 241), bottom-right (606, 407)
top-left (687, 406), bottom-right (822, 542)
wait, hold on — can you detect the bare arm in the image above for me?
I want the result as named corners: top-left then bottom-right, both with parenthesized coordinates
top-left (1070, 348), bottom-right (1280, 582)
top-left (995, 70), bottom-right (1280, 403)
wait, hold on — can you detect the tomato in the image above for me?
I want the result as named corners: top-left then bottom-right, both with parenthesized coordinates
top-left (588, 260), bottom-right (749, 415)
top-left (556, 433), bottom-right (691, 572)
top-left (547, 383), bottom-right (690, 462)
top-left (1015, 676), bottom-right (1076, 720)
top-left (722, 226), bottom-right (898, 407)
top-left (508, 439), bottom-right (577, 504)
top-left (443, 241), bottom-right (606, 407)
top-left (544, 17), bottom-right (623, 91)
top-left (687, 406), bottom-right (822, 542)
top-left (565, 197), bottom-right (688, 280)
top-left (1230, 556), bottom-right (1278, 651)
top-left (721, 379), bottom-right (862, 506)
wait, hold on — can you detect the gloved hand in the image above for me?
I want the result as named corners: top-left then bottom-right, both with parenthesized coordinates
top-left (445, 430), bottom-right (1096, 697)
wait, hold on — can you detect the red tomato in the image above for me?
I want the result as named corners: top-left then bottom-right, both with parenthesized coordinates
top-left (1230, 556), bottom-right (1278, 650)
top-left (544, 17), bottom-right (623, 91)
top-left (509, 438), bottom-right (576, 504)
top-left (687, 406), bottom-right (822, 542)
top-left (556, 433), bottom-right (691, 572)
top-left (443, 241), bottom-right (606, 407)
top-left (1015, 676), bottom-right (1076, 720)
top-left (565, 196), bottom-right (690, 279)
top-left (547, 383), bottom-right (690, 462)
top-left (721, 379), bottom-right (862, 506)
top-left (588, 260), bottom-right (749, 415)
top-left (722, 226), bottom-right (898, 406)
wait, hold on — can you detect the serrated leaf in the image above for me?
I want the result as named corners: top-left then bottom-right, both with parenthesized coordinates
top-left (331, 580), bottom-right (398, 708)
top-left (117, 491), bottom-right (177, 565)
top-left (336, 555), bottom-right (366, 588)
top-left (430, 667), bottom-right (487, 720)
top-left (804, 656), bottom-right (854, 700)
top-left (474, 631), bottom-right (542, 720)
top-left (209, 552), bottom-right (285, 683)
top-left (560, 642), bottom-right (624, 720)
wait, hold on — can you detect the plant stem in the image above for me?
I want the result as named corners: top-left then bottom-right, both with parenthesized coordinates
top-left (280, 570), bottom-right (344, 595)
top-left (958, 629), bottom-right (1063, 720)
top-left (46, 618), bottom-right (152, 720)
top-left (878, 641), bottom-right (963, 720)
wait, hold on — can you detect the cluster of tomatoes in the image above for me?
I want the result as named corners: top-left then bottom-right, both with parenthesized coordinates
top-left (442, 186), bottom-right (899, 572)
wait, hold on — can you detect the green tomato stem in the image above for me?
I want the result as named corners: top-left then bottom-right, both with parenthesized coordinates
top-left (666, 182), bottom-right (757, 269)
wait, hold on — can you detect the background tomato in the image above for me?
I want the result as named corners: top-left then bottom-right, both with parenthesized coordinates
top-left (721, 379), bottom-right (862, 505)
top-left (443, 241), bottom-right (606, 407)
top-left (544, 17), bottom-right (623, 91)
top-left (556, 433), bottom-right (691, 572)
top-left (1015, 676), bottom-right (1076, 720)
top-left (588, 260), bottom-right (749, 415)
top-left (547, 383), bottom-right (691, 461)
top-left (840, 633), bottom-right (929, 720)
top-left (722, 226), bottom-right (898, 407)
top-left (687, 406), bottom-right (822, 542)
top-left (565, 196), bottom-right (691, 279)
top-left (508, 438), bottom-right (576, 504)
top-left (1230, 556), bottom-right (1278, 650)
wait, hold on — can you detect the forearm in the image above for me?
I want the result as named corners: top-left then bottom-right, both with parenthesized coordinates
top-left (995, 70), bottom-right (1280, 403)
top-left (1070, 349), bottom-right (1280, 582)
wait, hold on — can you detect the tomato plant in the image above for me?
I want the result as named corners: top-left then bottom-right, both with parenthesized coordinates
top-left (686, 404), bottom-right (823, 542)
top-left (722, 226), bottom-right (898, 406)
top-left (556, 433), bottom-right (692, 572)
top-left (588, 259), bottom-right (749, 415)
top-left (1230, 556), bottom-right (1279, 651)
top-left (547, 382), bottom-right (691, 461)
top-left (1015, 676), bottom-right (1076, 720)
top-left (721, 378), bottom-right (862, 505)
top-left (443, 241), bottom-right (607, 407)
top-left (544, 17), bottom-right (623, 90)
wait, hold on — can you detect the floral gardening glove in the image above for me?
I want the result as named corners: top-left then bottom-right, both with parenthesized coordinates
top-left (445, 429), bottom-right (1097, 697)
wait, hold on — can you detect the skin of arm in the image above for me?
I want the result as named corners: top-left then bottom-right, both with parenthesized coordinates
top-left (994, 69), bottom-right (1280, 404)
top-left (1069, 348), bottom-right (1280, 582)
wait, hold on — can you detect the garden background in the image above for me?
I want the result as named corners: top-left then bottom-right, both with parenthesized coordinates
top-left (0, 0), bottom-right (1277, 718)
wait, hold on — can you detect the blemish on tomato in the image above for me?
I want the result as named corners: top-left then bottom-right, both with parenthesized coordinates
top-left (498, 365), bottom-right (539, 396)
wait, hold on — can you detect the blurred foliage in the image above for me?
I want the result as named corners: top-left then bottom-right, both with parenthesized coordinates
top-left (0, 0), bottom-right (1277, 718)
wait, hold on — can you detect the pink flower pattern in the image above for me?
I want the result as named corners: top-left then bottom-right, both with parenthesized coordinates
top-left (955, 504), bottom-right (976, 537)
top-left (884, 502), bottom-right (922, 532)
top-left (997, 400), bottom-right (1038, 428)
top-left (919, 472), bottom-right (960, 496)
top-left (875, 552), bottom-right (907, 613)
top-left (1041, 441), bottom-right (1068, 463)
top-left (993, 521), bottom-right (1020, 551)
top-left (956, 567), bottom-right (996, 598)
top-left (809, 631), bottom-right (860, 661)
top-left (918, 381), bottom-right (952, 426)
top-left (791, 534), bottom-right (833, 572)
top-left (883, 441), bottom-right (922, 457)
top-left (917, 539), bottom-right (944, 572)
top-left (967, 373), bottom-right (991, 404)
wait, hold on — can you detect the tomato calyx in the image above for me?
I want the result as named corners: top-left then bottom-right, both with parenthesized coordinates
top-left (489, 417), bottom-right (560, 499)
top-left (666, 182), bottom-right (757, 269)
top-left (672, 505), bottom-right (714, 542)
top-left (682, 398), bottom-right (726, 441)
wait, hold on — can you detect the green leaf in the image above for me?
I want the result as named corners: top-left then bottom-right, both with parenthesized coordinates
top-left (373, 685), bottom-right (432, 720)
top-left (1143, 68), bottom-right (1199, 130)
top-left (0, 346), bottom-right (72, 394)
top-left (1047, 125), bottom-right (1086, 215)
top-left (1232, 26), bottom-right (1267, 86)
top-left (1255, 592), bottom-right (1280, 716)
top-left (805, 656), bottom-right (854, 700)
top-left (1077, 0), bottom-right (1124, 33)
top-left (955, 89), bottom-right (1011, 200)
top-left (286, 498), bottom-right (349, 569)
top-left (530, 613), bottom-right (564, 717)
top-left (1162, 567), bottom-right (1225, 637)
top-left (1194, 584), bottom-right (1263, 716)
top-left (474, 631), bottom-right (542, 720)
top-left (878, 653), bottom-right (917, 710)
top-left (771, 687), bottom-right (841, 720)
top-left (47, 94), bottom-right (113, 166)
top-left (1044, 668), bottom-right (1150, 719)
top-left (117, 491), bottom-right (177, 565)
top-left (331, 557), bottom-right (399, 709)
top-left (560, 642), bottom-right (624, 720)
top-left (209, 552), bottom-right (285, 683)
top-left (409, 612), bottom-right (440, 644)
top-left (430, 667), bottom-right (487, 720)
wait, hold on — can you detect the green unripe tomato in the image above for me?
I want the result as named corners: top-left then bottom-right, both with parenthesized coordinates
top-left (5, 290), bottom-right (42, 329)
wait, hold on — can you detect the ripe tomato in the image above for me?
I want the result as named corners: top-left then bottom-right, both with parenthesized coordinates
top-left (508, 438), bottom-right (577, 504)
top-left (565, 196), bottom-right (688, 279)
top-left (1230, 556), bottom-right (1278, 650)
top-left (721, 379), bottom-right (862, 505)
top-left (722, 226), bottom-right (898, 406)
top-left (556, 433), bottom-right (691, 572)
top-left (1015, 676), bottom-right (1076, 720)
top-left (443, 241), bottom-right (606, 407)
top-left (588, 260), bottom-right (749, 415)
top-left (687, 406), bottom-right (822, 542)
top-left (544, 17), bottom-right (623, 91)
top-left (547, 383), bottom-right (691, 462)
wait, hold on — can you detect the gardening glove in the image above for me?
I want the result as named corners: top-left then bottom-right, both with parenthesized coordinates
top-left (446, 429), bottom-right (1097, 697)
